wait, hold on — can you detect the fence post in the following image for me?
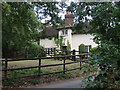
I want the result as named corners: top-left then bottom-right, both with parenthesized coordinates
top-left (53, 48), bottom-right (56, 56)
top-left (72, 49), bottom-right (76, 61)
top-left (63, 56), bottom-right (66, 74)
top-left (51, 48), bottom-right (52, 56)
top-left (4, 58), bottom-right (8, 79)
top-left (48, 48), bottom-right (50, 55)
top-left (25, 48), bottom-right (28, 58)
top-left (80, 55), bottom-right (82, 70)
top-left (38, 58), bottom-right (41, 77)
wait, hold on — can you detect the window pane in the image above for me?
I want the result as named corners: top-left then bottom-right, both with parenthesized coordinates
top-left (62, 30), bottom-right (64, 35)
top-left (65, 30), bottom-right (68, 35)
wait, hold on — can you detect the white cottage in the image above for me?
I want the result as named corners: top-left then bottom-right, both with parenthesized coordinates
top-left (40, 11), bottom-right (97, 52)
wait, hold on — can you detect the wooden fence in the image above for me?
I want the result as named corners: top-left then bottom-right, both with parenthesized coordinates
top-left (44, 48), bottom-right (89, 57)
top-left (2, 53), bottom-right (90, 80)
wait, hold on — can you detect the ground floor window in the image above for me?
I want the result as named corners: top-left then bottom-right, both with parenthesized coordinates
top-left (85, 45), bottom-right (92, 52)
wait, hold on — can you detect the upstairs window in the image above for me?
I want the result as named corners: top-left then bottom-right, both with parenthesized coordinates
top-left (62, 30), bottom-right (68, 35)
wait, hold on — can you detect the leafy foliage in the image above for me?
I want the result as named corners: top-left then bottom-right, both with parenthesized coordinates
top-left (90, 2), bottom-right (120, 68)
top-left (33, 2), bottom-right (67, 26)
top-left (89, 46), bottom-right (99, 54)
top-left (54, 36), bottom-right (64, 49)
top-left (67, 40), bottom-right (71, 51)
top-left (84, 2), bottom-right (120, 88)
top-left (2, 2), bottom-right (41, 56)
top-left (28, 43), bottom-right (46, 58)
top-left (68, 2), bottom-right (92, 34)
top-left (69, 2), bottom-right (120, 88)
top-left (72, 22), bottom-right (86, 34)
top-left (79, 44), bottom-right (86, 53)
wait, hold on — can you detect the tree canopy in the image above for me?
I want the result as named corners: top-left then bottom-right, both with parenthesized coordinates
top-left (2, 2), bottom-right (67, 57)
top-left (66, 2), bottom-right (120, 88)
top-left (2, 2), bottom-right (41, 54)
top-left (82, 2), bottom-right (120, 88)
top-left (33, 2), bottom-right (67, 26)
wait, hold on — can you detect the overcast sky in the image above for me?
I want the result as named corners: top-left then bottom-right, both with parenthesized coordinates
top-left (40, 1), bottom-right (71, 23)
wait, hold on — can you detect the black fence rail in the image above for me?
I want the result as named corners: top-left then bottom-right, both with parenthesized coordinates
top-left (2, 53), bottom-right (91, 80)
top-left (44, 48), bottom-right (89, 57)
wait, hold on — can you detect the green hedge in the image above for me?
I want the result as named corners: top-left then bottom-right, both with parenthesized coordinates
top-left (90, 46), bottom-right (98, 54)
top-left (28, 43), bottom-right (46, 58)
top-left (79, 44), bottom-right (86, 53)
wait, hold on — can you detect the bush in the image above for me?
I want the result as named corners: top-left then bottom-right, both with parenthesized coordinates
top-left (79, 44), bottom-right (86, 53)
top-left (28, 79), bottom-right (40, 85)
top-left (56, 72), bottom-right (72, 79)
top-left (28, 43), bottom-right (46, 58)
top-left (90, 46), bottom-right (98, 54)
top-left (54, 51), bottom-right (65, 60)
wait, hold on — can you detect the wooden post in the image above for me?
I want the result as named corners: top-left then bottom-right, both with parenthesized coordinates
top-left (25, 48), bottom-right (28, 58)
top-left (72, 49), bottom-right (76, 61)
top-left (89, 45), bottom-right (92, 52)
top-left (4, 58), bottom-right (8, 79)
top-left (47, 48), bottom-right (49, 55)
top-left (47, 48), bottom-right (48, 55)
top-left (53, 48), bottom-right (56, 56)
top-left (80, 55), bottom-right (82, 70)
top-left (51, 48), bottom-right (52, 56)
top-left (63, 56), bottom-right (66, 74)
top-left (38, 59), bottom-right (41, 77)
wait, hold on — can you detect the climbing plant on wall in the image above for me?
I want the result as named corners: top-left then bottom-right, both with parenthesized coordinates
top-left (54, 36), bottom-right (64, 49)
top-left (67, 40), bottom-right (71, 50)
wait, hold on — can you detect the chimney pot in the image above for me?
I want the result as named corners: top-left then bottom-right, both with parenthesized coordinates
top-left (66, 11), bottom-right (71, 15)
top-left (65, 11), bottom-right (74, 26)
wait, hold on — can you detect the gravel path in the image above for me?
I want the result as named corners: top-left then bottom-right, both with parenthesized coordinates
top-left (36, 79), bottom-right (86, 88)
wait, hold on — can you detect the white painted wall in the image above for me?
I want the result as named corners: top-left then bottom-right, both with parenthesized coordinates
top-left (40, 38), bottom-right (56, 48)
top-left (58, 29), bottom-right (72, 47)
top-left (40, 33), bottom-right (98, 51)
top-left (72, 34), bottom-right (98, 51)
top-left (65, 29), bottom-right (72, 48)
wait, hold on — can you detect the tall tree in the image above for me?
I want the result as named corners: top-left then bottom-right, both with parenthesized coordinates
top-left (2, 2), bottom-right (41, 56)
top-left (90, 2), bottom-right (120, 66)
top-left (85, 2), bottom-right (120, 88)
top-left (33, 2), bottom-right (67, 26)
top-left (2, 2), bottom-right (68, 57)
top-left (68, 2), bottom-right (93, 34)
top-left (69, 2), bottom-right (120, 88)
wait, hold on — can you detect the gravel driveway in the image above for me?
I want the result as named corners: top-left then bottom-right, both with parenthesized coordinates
top-left (36, 79), bottom-right (86, 88)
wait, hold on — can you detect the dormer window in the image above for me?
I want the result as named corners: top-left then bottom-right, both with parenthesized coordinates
top-left (62, 30), bottom-right (68, 35)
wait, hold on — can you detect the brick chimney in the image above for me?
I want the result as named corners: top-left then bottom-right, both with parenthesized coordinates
top-left (65, 10), bottom-right (74, 26)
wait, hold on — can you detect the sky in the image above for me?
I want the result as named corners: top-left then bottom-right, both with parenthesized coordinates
top-left (40, 1), bottom-right (71, 23)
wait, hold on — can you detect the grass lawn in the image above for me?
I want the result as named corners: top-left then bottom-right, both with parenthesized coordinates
top-left (7, 59), bottom-right (68, 67)
top-left (2, 59), bottom-right (81, 79)
top-left (7, 59), bottom-right (79, 71)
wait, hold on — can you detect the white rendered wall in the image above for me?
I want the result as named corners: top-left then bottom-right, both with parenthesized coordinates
top-left (40, 38), bottom-right (56, 48)
top-left (58, 29), bottom-right (72, 48)
top-left (63, 29), bottom-right (72, 48)
top-left (72, 34), bottom-right (98, 51)
top-left (40, 34), bottom-right (97, 50)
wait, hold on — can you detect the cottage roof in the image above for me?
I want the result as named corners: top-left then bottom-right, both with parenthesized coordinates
top-left (42, 25), bottom-right (73, 37)
top-left (42, 11), bottom-right (90, 37)
top-left (56, 25), bottom-right (73, 30)
top-left (42, 27), bottom-right (58, 36)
